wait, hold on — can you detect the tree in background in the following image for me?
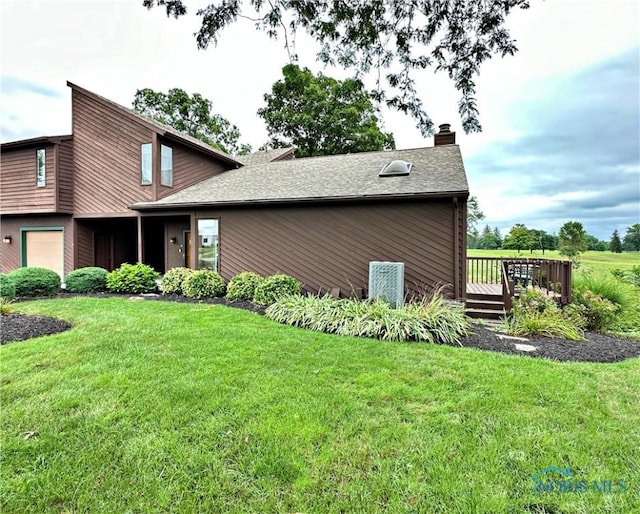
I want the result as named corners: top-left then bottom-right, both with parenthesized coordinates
top-left (493, 227), bottom-right (503, 248)
top-left (144, 0), bottom-right (530, 135)
top-left (258, 65), bottom-right (395, 157)
top-left (558, 221), bottom-right (587, 262)
top-left (466, 196), bottom-right (485, 249)
top-left (528, 229), bottom-right (558, 254)
top-left (584, 234), bottom-right (607, 252)
top-left (610, 229), bottom-right (623, 253)
top-left (479, 224), bottom-right (500, 250)
top-left (622, 224), bottom-right (640, 251)
top-left (133, 88), bottom-right (251, 155)
top-left (502, 224), bottom-right (533, 254)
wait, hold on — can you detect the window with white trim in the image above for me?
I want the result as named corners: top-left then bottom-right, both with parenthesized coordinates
top-left (141, 143), bottom-right (152, 185)
top-left (36, 148), bottom-right (46, 187)
top-left (161, 144), bottom-right (173, 186)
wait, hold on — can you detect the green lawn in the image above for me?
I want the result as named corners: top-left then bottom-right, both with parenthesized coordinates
top-left (1, 298), bottom-right (639, 512)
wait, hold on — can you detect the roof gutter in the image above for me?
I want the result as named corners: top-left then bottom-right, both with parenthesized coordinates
top-left (1, 135), bottom-right (72, 151)
top-left (130, 190), bottom-right (469, 211)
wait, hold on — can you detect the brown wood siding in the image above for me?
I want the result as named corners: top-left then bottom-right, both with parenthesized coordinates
top-left (0, 215), bottom-right (74, 278)
top-left (71, 90), bottom-right (155, 214)
top-left (0, 145), bottom-right (57, 214)
top-left (158, 138), bottom-right (227, 199)
top-left (194, 199), bottom-right (462, 298)
top-left (75, 220), bottom-right (94, 268)
top-left (458, 198), bottom-right (468, 299)
top-left (58, 138), bottom-right (74, 213)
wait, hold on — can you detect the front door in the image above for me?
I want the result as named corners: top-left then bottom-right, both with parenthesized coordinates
top-left (94, 232), bottom-right (113, 270)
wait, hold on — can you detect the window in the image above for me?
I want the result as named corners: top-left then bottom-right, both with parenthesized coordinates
top-left (197, 219), bottom-right (219, 270)
top-left (36, 148), bottom-right (46, 186)
top-left (141, 143), bottom-right (152, 184)
top-left (161, 144), bottom-right (173, 186)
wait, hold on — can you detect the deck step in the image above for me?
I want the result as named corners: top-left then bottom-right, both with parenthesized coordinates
top-left (465, 299), bottom-right (504, 310)
top-left (465, 307), bottom-right (505, 320)
top-left (466, 292), bottom-right (502, 302)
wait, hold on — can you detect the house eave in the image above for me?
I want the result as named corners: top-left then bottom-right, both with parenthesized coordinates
top-left (1, 135), bottom-right (73, 151)
top-left (130, 190), bottom-right (469, 211)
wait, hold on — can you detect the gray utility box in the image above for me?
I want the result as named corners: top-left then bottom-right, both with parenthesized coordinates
top-left (368, 261), bottom-right (405, 308)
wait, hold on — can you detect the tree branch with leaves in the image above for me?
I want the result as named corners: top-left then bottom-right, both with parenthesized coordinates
top-left (133, 87), bottom-right (251, 155)
top-left (143, 0), bottom-right (530, 135)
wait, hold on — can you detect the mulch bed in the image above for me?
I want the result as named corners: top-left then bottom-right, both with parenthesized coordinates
top-left (2, 293), bottom-right (639, 363)
top-left (1, 314), bottom-right (72, 345)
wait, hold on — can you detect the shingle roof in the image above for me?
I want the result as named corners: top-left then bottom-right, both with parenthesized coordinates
top-left (66, 82), bottom-right (244, 167)
top-left (132, 145), bottom-right (468, 210)
top-left (237, 147), bottom-right (295, 166)
top-left (1, 135), bottom-right (73, 150)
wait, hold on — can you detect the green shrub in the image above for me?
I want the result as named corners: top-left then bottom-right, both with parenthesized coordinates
top-left (0, 273), bottom-right (16, 300)
top-left (65, 267), bottom-right (108, 293)
top-left (161, 267), bottom-right (195, 295)
top-left (265, 288), bottom-right (469, 344)
top-left (253, 273), bottom-right (302, 306)
top-left (611, 266), bottom-right (640, 287)
top-left (106, 263), bottom-right (159, 294)
top-left (503, 288), bottom-right (583, 340)
top-left (183, 270), bottom-right (226, 299)
top-left (226, 271), bottom-right (264, 301)
top-left (572, 271), bottom-right (632, 311)
top-left (572, 289), bottom-right (618, 331)
top-left (7, 267), bottom-right (61, 297)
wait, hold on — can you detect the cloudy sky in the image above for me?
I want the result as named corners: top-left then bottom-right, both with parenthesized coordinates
top-left (1, 0), bottom-right (639, 240)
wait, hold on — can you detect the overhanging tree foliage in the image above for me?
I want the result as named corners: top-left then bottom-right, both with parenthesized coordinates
top-left (258, 64), bottom-right (395, 157)
top-left (133, 88), bottom-right (251, 155)
top-left (142, 0), bottom-right (530, 135)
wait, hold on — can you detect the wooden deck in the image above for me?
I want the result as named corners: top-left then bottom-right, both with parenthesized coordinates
top-left (466, 283), bottom-right (501, 296)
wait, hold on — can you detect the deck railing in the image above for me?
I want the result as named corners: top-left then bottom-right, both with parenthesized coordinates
top-left (501, 261), bottom-right (515, 312)
top-left (467, 257), bottom-right (572, 305)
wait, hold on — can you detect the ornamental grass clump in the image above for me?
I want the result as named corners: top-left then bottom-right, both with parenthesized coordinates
top-left (573, 271), bottom-right (633, 311)
top-left (161, 267), bottom-right (195, 296)
top-left (65, 267), bottom-right (108, 293)
top-left (503, 288), bottom-right (583, 340)
top-left (182, 270), bottom-right (226, 299)
top-left (265, 287), bottom-right (469, 344)
top-left (572, 270), bottom-right (634, 332)
top-left (226, 271), bottom-right (264, 301)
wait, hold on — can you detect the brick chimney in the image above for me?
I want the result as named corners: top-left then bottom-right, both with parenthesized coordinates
top-left (434, 123), bottom-right (456, 146)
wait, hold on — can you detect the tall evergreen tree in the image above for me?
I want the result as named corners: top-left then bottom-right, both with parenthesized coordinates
top-left (622, 224), bottom-right (640, 251)
top-left (609, 229), bottom-right (622, 253)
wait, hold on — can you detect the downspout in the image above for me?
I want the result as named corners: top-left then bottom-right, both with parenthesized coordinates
top-left (136, 214), bottom-right (143, 263)
top-left (453, 197), bottom-right (460, 299)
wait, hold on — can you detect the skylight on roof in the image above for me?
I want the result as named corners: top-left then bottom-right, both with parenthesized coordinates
top-left (379, 160), bottom-right (412, 177)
